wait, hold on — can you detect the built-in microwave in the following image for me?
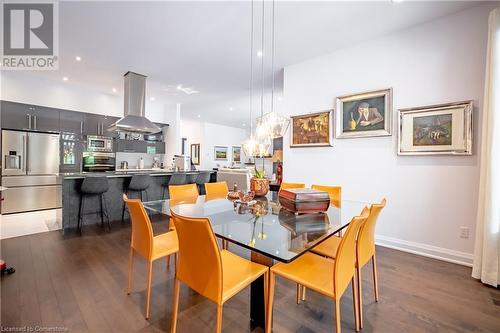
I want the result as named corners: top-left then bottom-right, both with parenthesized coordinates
top-left (87, 135), bottom-right (113, 152)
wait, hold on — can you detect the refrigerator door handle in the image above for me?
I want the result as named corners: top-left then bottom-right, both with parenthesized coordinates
top-left (22, 134), bottom-right (27, 172)
top-left (25, 134), bottom-right (30, 172)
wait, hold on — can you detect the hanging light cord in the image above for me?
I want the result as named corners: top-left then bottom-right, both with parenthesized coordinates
top-left (271, 0), bottom-right (275, 114)
top-left (250, 0), bottom-right (254, 136)
top-left (260, 0), bottom-right (265, 119)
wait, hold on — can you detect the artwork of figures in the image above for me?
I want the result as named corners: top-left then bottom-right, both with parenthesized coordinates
top-left (336, 88), bottom-right (392, 138)
top-left (399, 101), bottom-right (473, 155)
top-left (232, 146), bottom-right (241, 163)
top-left (413, 114), bottom-right (452, 146)
top-left (290, 110), bottom-right (333, 147)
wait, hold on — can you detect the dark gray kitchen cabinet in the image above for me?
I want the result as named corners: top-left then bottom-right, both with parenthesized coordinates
top-left (83, 114), bottom-right (119, 137)
top-left (60, 110), bottom-right (84, 135)
top-left (1, 101), bottom-right (32, 130)
top-left (30, 105), bottom-right (60, 132)
top-left (1, 101), bottom-right (59, 132)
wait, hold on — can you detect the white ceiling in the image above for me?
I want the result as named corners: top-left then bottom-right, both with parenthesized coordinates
top-left (30, 0), bottom-right (482, 128)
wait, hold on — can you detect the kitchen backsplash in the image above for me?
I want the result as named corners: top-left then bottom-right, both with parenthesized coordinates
top-left (115, 152), bottom-right (166, 169)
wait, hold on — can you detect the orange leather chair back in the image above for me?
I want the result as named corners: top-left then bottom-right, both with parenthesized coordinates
top-left (171, 210), bottom-right (223, 304)
top-left (205, 181), bottom-right (229, 196)
top-left (333, 207), bottom-right (369, 297)
top-left (357, 199), bottom-right (386, 267)
top-left (311, 184), bottom-right (342, 208)
top-left (279, 182), bottom-right (306, 192)
top-left (123, 194), bottom-right (153, 260)
top-left (169, 184), bottom-right (199, 201)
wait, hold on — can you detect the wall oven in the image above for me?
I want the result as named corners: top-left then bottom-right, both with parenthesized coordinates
top-left (87, 135), bottom-right (113, 152)
top-left (82, 152), bottom-right (116, 172)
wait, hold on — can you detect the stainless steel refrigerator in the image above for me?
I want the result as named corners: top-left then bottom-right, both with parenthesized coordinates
top-left (1, 130), bottom-right (61, 214)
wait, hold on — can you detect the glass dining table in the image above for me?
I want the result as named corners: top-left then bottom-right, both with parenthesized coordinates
top-left (143, 193), bottom-right (367, 330)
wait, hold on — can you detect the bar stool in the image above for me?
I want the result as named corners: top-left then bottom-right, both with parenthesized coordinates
top-left (78, 176), bottom-right (111, 234)
top-left (162, 173), bottom-right (187, 199)
top-left (122, 174), bottom-right (151, 223)
top-left (196, 172), bottom-right (212, 195)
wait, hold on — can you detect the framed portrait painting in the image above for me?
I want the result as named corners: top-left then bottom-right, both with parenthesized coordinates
top-left (214, 146), bottom-right (228, 160)
top-left (290, 110), bottom-right (333, 147)
top-left (232, 146), bottom-right (241, 163)
top-left (398, 101), bottom-right (473, 155)
top-left (336, 88), bottom-right (392, 138)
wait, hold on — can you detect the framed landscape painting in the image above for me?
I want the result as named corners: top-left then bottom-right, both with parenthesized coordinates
top-left (336, 88), bottom-right (392, 138)
top-left (290, 110), bottom-right (333, 147)
top-left (214, 146), bottom-right (228, 160)
top-left (232, 146), bottom-right (241, 163)
top-left (398, 101), bottom-right (473, 155)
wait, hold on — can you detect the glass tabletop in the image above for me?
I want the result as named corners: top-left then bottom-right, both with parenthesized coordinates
top-left (143, 194), bottom-right (367, 263)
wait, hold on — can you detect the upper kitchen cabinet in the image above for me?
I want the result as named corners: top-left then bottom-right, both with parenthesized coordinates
top-left (29, 105), bottom-right (60, 132)
top-left (83, 114), bottom-right (119, 137)
top-left (1, 101), bottom-right (60, 132)
top-left (60, 110), bottom-right (84, 135)
top-left (1, 101), bottom-right (34, 131)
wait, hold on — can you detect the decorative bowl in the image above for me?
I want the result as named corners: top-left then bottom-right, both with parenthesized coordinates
top-left (227, 191), bottom-right (241, 200)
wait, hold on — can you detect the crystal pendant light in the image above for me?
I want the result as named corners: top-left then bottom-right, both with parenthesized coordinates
top-left (255, 0), bottom-right (290, 140)
top-left (242, 0), bottom-right (259, 158)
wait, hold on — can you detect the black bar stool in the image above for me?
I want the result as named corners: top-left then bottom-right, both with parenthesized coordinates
top-left (195, 172), bottom-right (212, 195)
top-left (122, 174), bottom-right (151, 223)
top-left (163, 173), bottom-right (187, 199)
top-left (78, 176), bottom-right (110, 234)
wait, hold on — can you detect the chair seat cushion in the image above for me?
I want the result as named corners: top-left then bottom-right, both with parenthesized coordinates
top-left (311, 235), bottom-right (342, 258)
top-left (271, 252), bottom-right (336, 298)
top-left (151, 231), bottom-right (179, 260)
top-left (221, 250), bottom-right (268, 303)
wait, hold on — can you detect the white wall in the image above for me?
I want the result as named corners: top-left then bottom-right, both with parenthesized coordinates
top-left (181, 118), bottom-right (249, 170)
top-left (282, 4), bottom-right (495, 265)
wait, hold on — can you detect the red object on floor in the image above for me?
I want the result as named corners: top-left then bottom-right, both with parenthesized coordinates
top-left (0, 260), bottom-right (6, 271)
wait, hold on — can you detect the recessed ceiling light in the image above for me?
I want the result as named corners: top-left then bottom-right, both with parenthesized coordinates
top-left (150, 97), bottom-right (155, 101)
top-left (278, 97), bottom-right (282, 101)
top-left (112, 87), bottom-right (117, 93)
top-left (391, 0), bottom-right (404, 3)
top-left (242, 123), bottom-right (246, 127)
top-left (62, 77), bottom-right (68, 81)
top-left (75, 56), bottom-right (81, 61)
top-left (229, 107), bottom-right (234, 111)
top-left (257, 51), bottom-right (263, 57)
top-left (177, 84), bottom-right (182, 90)
top-left (197, 114), bottom-right (201, 118)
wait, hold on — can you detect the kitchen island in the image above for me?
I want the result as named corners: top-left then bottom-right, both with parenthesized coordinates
top-left (62, 170), bottom-right (216, 231)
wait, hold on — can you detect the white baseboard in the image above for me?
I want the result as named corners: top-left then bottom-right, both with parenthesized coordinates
top-left (375, 235), bottom-right (473, 267)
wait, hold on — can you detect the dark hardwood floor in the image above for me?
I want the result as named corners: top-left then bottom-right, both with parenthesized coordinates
top-left (1, 217), bottom-right (499, 333)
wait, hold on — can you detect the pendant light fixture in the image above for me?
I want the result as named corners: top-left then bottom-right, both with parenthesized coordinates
top-left (256, 0), bottom-right (290, 139)
top-left (242, 0), bottom-right (259, 158)
top-left (255, 0), bottom-right (271, 158)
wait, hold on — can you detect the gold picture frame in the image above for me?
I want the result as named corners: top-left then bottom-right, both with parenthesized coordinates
top-left (290, 110), bottom-right (333, 147)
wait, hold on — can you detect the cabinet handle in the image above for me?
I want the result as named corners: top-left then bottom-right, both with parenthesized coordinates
top-left (33, 115), bottom-right (37, 130)
top-left (97, 123), bottom-right (100, 135)
top-left (80, 121), bottom-right (83, 134)
top-left (27, 114), bottom-right (31, 129)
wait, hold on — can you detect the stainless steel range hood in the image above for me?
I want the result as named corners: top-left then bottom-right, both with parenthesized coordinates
top-left (108, 71), bottom-right (161, 134)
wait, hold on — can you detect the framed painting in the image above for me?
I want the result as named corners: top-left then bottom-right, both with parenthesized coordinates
top-left (190, 143), bottom-right (200, 165)
top-left (214, 146), bottom-right (228, 160)
top-left (398, 101), bottom-right (473, 155)
top-left (232, 146), bottom-right (241, 163)
top-left (290, 110), bottom-right (333, 147)
top-left (336, 88), bottom-right (392, 138)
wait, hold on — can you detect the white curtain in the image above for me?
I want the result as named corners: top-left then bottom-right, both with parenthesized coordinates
top-left (472, 8), bottom-right (500, 287)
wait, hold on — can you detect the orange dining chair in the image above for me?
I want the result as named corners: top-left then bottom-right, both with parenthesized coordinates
top-left (169, 183), bottom-right (199, 201)
top-left (170, 210), bottom-right (269, 333)
top-left (311, 184), bottom-right (342, 208)
top-left (205, 181), bottom-right (229, 196)
top-left (311, 199), bottom-right (386, 328)
top-left (279, 182), bottom-right (306, 192)
top-left (123, 194), bottom-right (179, 320)
top-left (267, 208), bottom-right (370, 333)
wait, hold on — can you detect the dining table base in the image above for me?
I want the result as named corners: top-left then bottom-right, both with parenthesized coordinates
top-left (250, 251), bottom-right (274, 330)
